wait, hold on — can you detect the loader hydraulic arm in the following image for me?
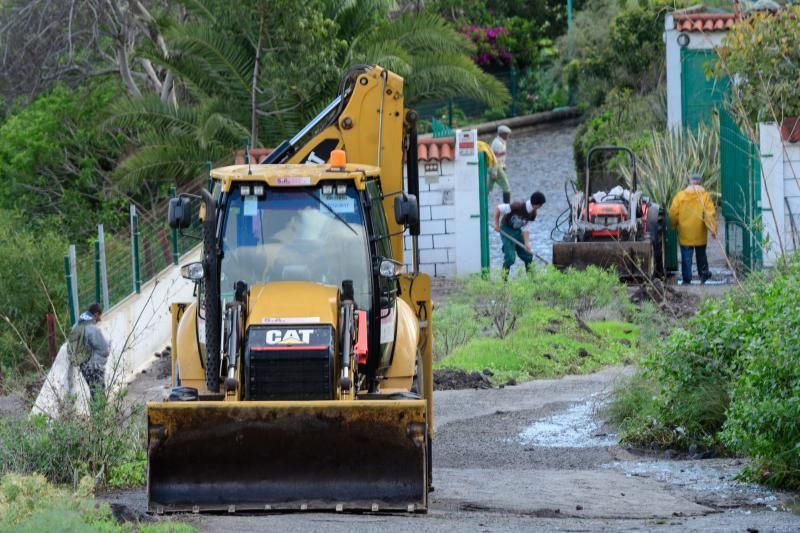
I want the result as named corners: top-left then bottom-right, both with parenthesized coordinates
top-left (262, 65), bottom-right (418, 265)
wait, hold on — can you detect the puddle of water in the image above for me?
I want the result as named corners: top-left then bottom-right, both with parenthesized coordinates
top-left (603, 460), bottom-right (784, 510)
top-left (517, 400), bottom-right (617, 448)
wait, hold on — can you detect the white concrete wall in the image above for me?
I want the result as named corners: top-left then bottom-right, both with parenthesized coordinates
top-left (759, 123), bottom-right (800, 266)
top-left (665, 14), bottom-right (727, 130)
top-left (452, 129), bottom-right (482, 275)
top-left (33, 248), bottom-right (200, 417)
top-left (403, 129), bottom-right (482, 277)
top-left (404, 160), bottom-right (456, 277)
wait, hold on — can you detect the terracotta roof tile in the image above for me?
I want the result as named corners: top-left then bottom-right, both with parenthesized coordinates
top-left (428, 143), bottom-right (440, 161)
top-left (674, 12), bottom-right (739, 32)
top-left (440, 142), bottom-right (453, 161)
top-left (416, 136), bottom-right (455, 162)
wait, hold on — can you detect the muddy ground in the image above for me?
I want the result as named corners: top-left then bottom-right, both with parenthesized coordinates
top-left (99, 366), bottom-right (799, 531)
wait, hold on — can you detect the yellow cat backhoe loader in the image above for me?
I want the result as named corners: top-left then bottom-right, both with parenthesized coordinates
top-left (147, 66), bottom-right (433, 513)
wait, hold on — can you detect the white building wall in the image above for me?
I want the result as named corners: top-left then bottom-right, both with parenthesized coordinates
top-left (759, 123), bottom-right (800, 266)
top-left (452, 129), bottom-right (481, 275)
top-left (404, 128), bottom-right (482, 277)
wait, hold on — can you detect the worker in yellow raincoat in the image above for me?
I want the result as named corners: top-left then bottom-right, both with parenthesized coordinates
top-left (669, 174), bottom-right (717, 284)
top-left (477, 140), bottom-right (498, 197)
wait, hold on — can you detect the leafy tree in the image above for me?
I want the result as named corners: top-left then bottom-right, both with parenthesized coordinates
top-left (0, 0), bottom-right (180, 103)
top-left (554, 0), bottom-right (675, 107)
top-left (0, 82), bottom-right (127, 237)
top-left (715, 6), bottom-right (800, 125)
top-left (0, 210), bottom-right (69, 378)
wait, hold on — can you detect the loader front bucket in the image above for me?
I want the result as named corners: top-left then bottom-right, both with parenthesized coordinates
top-left (552, 240), bottom-right (653, 278)
top-left (146, 400), bottom-right (428, 513)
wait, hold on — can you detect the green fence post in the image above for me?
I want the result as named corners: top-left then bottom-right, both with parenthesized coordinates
top-left (130, 205), bottom-right (141, 294)
top-left (478, 152), bottom-right (490, 274)
top-left (170, 185), bottom-right (180, 265)
top-left (664, 213), bottom-right (678, 272)
top-left (510, 65), bottom-right (518, 117)
top-left (64, 255), bottom-right (76, 326)
top-left (94, 240), bottom-right (101, 305)
top-left (447, 98), bottom-right (453, 128)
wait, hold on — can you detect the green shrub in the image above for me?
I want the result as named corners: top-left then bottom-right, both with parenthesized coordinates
top-left (716, 6), bottom-right (800, 125)
top-left (435, 267), bottom-right (638, 379)
top-left (611, 258), bottom-right (800, 489)
top-left (526, 266), bottom-right (632, 319)
top-left (572, 88), bottom-right (664, 186)
top-left (0, 209), bottom-right (70, 382)
top-left (438, 302), bottom-right (637, 383)
top-left (0, 395), bottom-right (146, 488)
top-left (433, 303), bottom-right (483, 361)
top-left (0, 473), bottom-right (194, 532)
top-left (453, 270), bottom-right (531, 338)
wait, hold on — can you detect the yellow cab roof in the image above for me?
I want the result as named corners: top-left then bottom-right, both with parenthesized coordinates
top-left (210, 163), bottom-right (380, 192)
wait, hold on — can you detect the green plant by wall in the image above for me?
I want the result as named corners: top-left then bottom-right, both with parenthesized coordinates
top-left (716, 6), bottom-right (800, 124)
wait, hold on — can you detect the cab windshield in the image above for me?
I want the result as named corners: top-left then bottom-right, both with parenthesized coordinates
top-left (220, 185), bottom-right (371, 311)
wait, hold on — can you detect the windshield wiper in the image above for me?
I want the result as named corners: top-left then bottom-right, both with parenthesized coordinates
top-left (305, 191), bottom-right (358, 236)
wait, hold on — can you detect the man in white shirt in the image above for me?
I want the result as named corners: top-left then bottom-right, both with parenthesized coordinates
top-left (490, 125), bottom-right (512, 203)
top-left (493, 191), bottom-right (546, 273)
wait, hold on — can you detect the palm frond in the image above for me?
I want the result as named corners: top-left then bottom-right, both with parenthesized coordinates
top-left (406, 54), bottom-right (510, 107)
top-left (349, 42), bottom-right (413, 78)
top-left (165, 24), bottom-right (254, 97)
top-left (105, 97), bottom-right (200, 134)
top-left (115, 135), bottom-right (232, 188)
top-left (374, 13), bottom-right (472, 55)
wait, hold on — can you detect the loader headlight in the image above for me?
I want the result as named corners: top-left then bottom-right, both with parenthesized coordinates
top-left (181, 261), bottom-right (204, 282)
top-left (379, 259), bottom-right (403, 278)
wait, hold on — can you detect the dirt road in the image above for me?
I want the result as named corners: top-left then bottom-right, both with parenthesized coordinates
top-left (103, 366), bottom-right (798, 531)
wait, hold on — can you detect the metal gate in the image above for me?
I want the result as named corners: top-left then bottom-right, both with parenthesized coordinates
top-left (719, 108), bottom-right (762, 271)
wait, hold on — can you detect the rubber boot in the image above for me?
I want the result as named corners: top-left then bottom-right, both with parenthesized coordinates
top-left (502, 191), bottom-right (511, 204)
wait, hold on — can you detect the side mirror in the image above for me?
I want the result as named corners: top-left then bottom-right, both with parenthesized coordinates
top-left (168, 197), bottom-right (192, 229)
top-left (393, 193), bottom-right (419, 227)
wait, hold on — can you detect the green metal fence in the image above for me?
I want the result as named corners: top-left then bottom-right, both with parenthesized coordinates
top-left (720, 108), bottom-right (762, 272)
top-left (415, 68), bottom-right (521, 133)
top-left (67, 176), bottom-right (207, 325)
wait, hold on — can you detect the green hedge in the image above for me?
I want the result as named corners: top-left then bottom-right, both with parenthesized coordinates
top-left (611, 257), bottom-right (800, 489)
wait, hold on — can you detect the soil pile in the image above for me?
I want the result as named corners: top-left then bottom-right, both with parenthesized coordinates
top-left (434, 369), bottom-right (493, 390)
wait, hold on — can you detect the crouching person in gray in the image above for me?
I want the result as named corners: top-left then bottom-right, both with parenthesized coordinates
top-left (68, 303), bottom-right (109, 400)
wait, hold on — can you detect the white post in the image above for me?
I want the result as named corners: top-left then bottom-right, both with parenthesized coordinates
top-left (98, 224), bottom-right (110, 310)
top-left (68, 244), bottom-right (79, 321)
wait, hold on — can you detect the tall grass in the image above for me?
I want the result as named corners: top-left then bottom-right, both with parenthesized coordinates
top-left (621, 117), bottom-right (720, 209)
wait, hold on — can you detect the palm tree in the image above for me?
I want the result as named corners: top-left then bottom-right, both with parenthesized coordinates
top-left (325, 1), bottom-right (509, 107)
top-left (109, 0), bottom-right (509, 190)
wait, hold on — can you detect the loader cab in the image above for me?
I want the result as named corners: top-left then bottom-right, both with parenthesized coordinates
top-left (215, 177), bottom-right (399, 382)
